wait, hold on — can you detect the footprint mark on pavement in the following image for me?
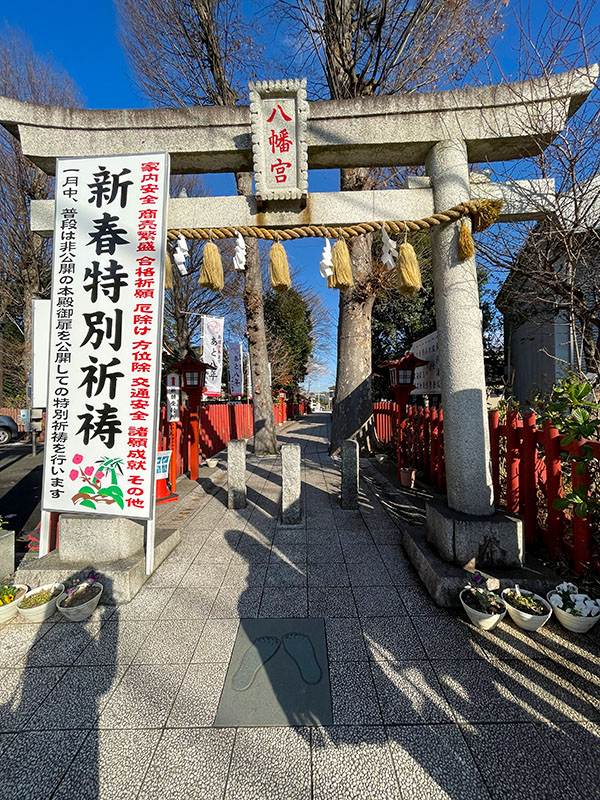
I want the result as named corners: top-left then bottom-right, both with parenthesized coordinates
top-left (232, 636), bottom-right (280, 691)
top-left (282, 632), bottom-right (322, 684)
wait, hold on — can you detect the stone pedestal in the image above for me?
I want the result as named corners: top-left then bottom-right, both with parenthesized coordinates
top-left (425, 139), bottom-right (494, 517)
top-left (15, 515), bottom-right (180, 604)
top-left (0, 530), bottom-right (15, 580)
top-left (426, 497), bottom-right (523, 569)
top-left (341, 440), bottom-right (359, 509)
top-left (228, 440), bottom-right (247, 509)
top-left (59, 515), bottom-right (144, 563)
top-left (281, 444), bottom-right (301, 525)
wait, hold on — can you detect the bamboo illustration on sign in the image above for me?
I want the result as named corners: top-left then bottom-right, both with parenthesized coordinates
top-left (69, 455), bottom-right (125, 510)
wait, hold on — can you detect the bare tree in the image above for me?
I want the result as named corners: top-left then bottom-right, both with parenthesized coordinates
top-left (117, 0), bottom-right (279, 452)
top-left (0, 26), bottom-right (81, 401)
top-left (166, 177), bottom-right (245, 359)
top-left (478, 2), bottom-right (600, 395)
top-left (279, 0), bottom-right (506, 453)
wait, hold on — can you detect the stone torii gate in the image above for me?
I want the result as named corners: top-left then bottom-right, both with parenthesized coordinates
top-left (3, 65), bottom-right (597, 574)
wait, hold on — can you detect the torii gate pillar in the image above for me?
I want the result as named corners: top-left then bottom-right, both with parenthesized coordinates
top-left (425, 139), bottom-right (523, 568)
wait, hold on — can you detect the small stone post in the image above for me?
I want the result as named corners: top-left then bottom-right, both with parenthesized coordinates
top-left (228, 439), bottom-right (247, 509)
top-left (425, 139), bottom-right (494, 517)
top-left (341, 439), bottom-right (359, 509)
top-left (281, 443), bottom-right (301, 524)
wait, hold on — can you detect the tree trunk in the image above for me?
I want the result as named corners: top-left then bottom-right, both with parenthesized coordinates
top-left (170, 262), bottom-right (191, 359)
top-left (235, 171), bottom-right (277, 454)
top-left (330, 167), bottom-right (377, 455)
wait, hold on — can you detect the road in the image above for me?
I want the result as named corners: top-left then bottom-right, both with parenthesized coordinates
top-left (0, 442), bottom-right (44, 550)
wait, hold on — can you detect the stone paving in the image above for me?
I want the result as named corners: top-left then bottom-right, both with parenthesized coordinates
top-left (1, 413), bottom-right (600, 799)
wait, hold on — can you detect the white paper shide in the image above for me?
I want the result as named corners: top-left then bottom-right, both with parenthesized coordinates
top-left (42, 153), bottom-right (169, 520)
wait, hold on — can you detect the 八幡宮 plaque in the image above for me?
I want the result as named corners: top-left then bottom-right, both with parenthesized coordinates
top-left (249, 79), bottom-right (309, 202)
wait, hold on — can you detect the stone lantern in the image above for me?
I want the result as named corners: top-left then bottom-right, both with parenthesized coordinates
top-left (379, 352), bottom-right (429, 419)
top-left (171, 354), bottom-right (215, 410)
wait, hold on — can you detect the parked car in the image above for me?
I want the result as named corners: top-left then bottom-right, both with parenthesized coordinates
top-left (0, 415), bottom-right (18, 445)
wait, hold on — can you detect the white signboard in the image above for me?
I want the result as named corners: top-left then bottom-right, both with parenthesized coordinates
top-left (166, 373), bottom-right (180, 421)
top-left (202, 315), bottom-right (224, 397)
top-left (42, 152), bottom-right (169, 520)
top-left (228, 342), bottom-right (244, 397)
top-left (248, 79), bottom-right (309, 202)
top-left (411, 331), bottom-right (440, 395)
top-left (247, 352), bottom-right (253, 399)
top-left (31, 298), bottom-right (51, 408)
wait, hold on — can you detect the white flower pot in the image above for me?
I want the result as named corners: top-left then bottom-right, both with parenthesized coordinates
top-left (57, 583), bottom-right (103, 622)
top-left (17, 583), bottom-right (65, 623)
top-left (459, 589), bottom-right (506, 630)
top-left (0, 585), bottom-right (28, 624)
top-left (501, 588), bottom-right (552, 631)
top-left (546, 592), bottom-right (600, 633)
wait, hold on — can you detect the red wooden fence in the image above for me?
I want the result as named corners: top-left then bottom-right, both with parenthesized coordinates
top-left (374, 401), bottom-right (600, 576)
top-left (158, 400), bottom-right (308, 476)
top-left (489, 409), bottom-right (600, 576)
top-left (373, 402), bottom-right (397, 443)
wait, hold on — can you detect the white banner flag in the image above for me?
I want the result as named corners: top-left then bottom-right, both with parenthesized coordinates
top-left (228, 342), bottom-right (244, 397)
top-left (42, 152), bottom-right (169, 520)
top-left (202, 315), bottom-right (225, 397)
top-left (247, 352), bottom-right (253, 399)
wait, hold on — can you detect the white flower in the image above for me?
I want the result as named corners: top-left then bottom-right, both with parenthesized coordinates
top-left (574, 600), bottom-right (588, 616)
top-left (549, 593), bottom-right (563, 608)
top-left (570, 593), bottom-right (589, 603)
top-left (556, 581), bottom-right (578, 593)
top-left (319, 238), bottom-right (333, 278)
top-left (584, 599), bottom-right (600, 617)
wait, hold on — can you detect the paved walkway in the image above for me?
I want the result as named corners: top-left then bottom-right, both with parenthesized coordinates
top-left (1, 413), bottom-right (600, 799)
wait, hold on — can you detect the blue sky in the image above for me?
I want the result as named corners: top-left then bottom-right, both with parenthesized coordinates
top-left (2, 1), bottom-right (341, 388)
top-left (1, 1), bottom-right (584, 391)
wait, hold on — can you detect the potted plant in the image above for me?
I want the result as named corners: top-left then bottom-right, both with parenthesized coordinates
top-left (459, 572), bottom-right (507, 630)
top-left (57, 572), bottom-right (103, 622)
top-left (0, 583), bottom-right (28, 624)
top-left (17, 582), bottom-right (65, 623)
top-left (501, 585), bottom-right (552, 631)
top-left (546, 581), bottom-right (600, 633)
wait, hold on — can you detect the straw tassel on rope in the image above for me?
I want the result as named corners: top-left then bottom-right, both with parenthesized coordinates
top-left (269, 241), bottom-right (291, 292)
top-left (458, 222), bottom-right (476, 260)
top-left (199, 240), bottom-right (224, 291)
top-left (164, 249), bottom-right (173, 290)
top-left (331, 237), bottom-right (354, 290)
top-left (397, 241), bottom-right (422, 295)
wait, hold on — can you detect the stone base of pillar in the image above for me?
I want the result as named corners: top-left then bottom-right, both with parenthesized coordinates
top-left (15, 526), bottom-right (180, 604)
top-left (58, 514), bottom-right (145, 563)
top-left (426, 497), bottom-right (524, 569)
